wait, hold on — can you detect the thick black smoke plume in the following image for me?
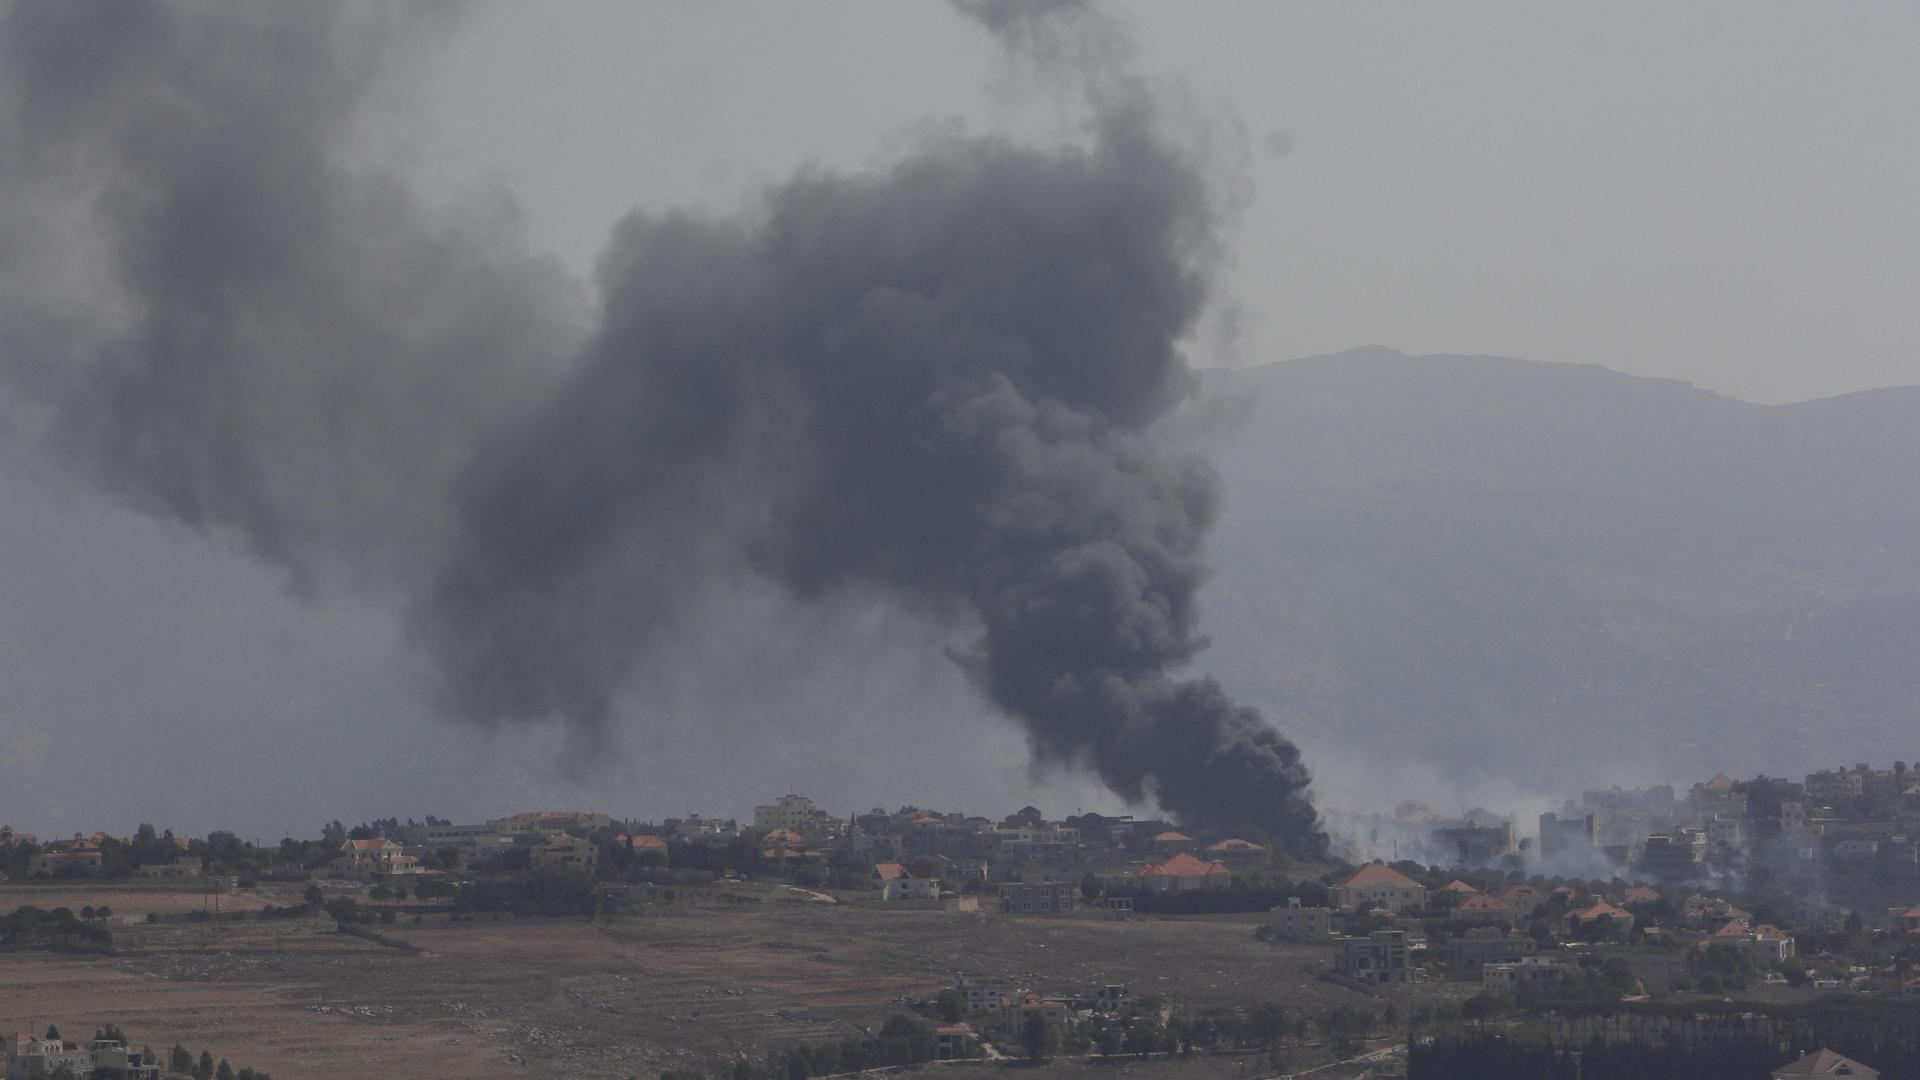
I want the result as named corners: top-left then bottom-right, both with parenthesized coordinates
top-left (0, 0), bottom-right (1325, 852)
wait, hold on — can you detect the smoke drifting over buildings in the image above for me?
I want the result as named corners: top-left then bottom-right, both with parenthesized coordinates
top-left (0, 1), bottom-right (1324, 852)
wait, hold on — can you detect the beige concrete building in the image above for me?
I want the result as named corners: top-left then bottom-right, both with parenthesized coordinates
top-left (1269, 897), bottom-right (1335, 940)
top-left (1329, 861), bottom-right (1428, 913)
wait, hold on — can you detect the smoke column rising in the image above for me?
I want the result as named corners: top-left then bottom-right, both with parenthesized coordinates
top-left (0, 0), bottom-right (1325, 852)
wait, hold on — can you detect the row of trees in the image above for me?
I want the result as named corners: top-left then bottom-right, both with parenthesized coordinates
top-left (659, 1014), bottom-right (945, 1080)
top-left (164, 1042), bottom-right (273, 1080)
top-left (0, 905), bottom-right (113, 950)
top-left (1414, 994), bottom-right (1920, 1079)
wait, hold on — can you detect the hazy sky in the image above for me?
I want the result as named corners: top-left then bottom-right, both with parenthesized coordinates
top-left (422, 1), bottom-right (1920, 406)
top-left (4, 1), bottom-right (1917, 841)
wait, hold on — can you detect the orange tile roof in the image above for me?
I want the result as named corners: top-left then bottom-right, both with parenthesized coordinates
top-left (1702, 773), bottom-right (1735, 792)
top-left (346, 838), bottom-right (395, 851)
top-left (1459, 894), bottom-right (1506, 910)
top-left (1442, 879), bottom-right (1479, 894)
top-left (1139, 852), bottom-right (1229, 878)
top-left (630, 835), bottom-right (668, 849)
top-left (1900, 904), bottom-right (1920, 919)
top-left (1337, 861), bottom-right (1421, 889)
top-left (1151, 831), bottom-right (1192, 842)
top-left (1570, 901), bottom-right (1632, 923)
top-left (1714, 919), bottom-right (1754, 937)
top-left (1205, 838), bottom-right (1266, 852)
top-left (873, 862), bottom-right (908, 880)
top-left (1624, 885), bottom-right (1661, 903)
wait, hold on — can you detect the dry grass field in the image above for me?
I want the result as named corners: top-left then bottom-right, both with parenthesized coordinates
top-left (2, 883), bottom-right (1458, 1079)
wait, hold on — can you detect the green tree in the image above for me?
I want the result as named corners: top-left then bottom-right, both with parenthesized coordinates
top-left (194, 1051), bottom-right (215, 1080)
top-left (1022, 1014), bottom-right (1049, 1062)
top-left (169, 1045), bottom-right (193, 1073)
top-left (45, 1024), bottom-right (60, 1041)
top-left (935, 988), bottom-right (963, 1024)
top-left (216, 1059), bottom-right (235, 1080)
top-left (1080, 870), bottom-right (1102, 902)
top-left (303, 885), bottom-right (324, 907)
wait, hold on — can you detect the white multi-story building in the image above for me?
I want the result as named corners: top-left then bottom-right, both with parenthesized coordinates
top-left (1270, 897), bottom-right (1335, 940)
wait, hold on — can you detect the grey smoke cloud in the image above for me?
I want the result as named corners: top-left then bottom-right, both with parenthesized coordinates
top-left (0, 0), bottom-right (575, 585)
top-left (0, 0), bottom-right (1324, 851)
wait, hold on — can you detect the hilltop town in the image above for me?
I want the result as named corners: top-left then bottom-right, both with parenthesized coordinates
top-left (6, 763), bottom-right (1920, 1079)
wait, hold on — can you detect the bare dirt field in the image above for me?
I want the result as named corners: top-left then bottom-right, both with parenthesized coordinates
top-left (3, 884), bottom-right (1456, 1079)
top-left (1, 882), bottom-right (279, 919)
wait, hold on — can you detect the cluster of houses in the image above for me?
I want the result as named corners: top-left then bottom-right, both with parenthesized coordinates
top-left (331, 810), bottom-right (619, 881)
top-left (742, 794), bottom-right (1276, 908)
top-left (943, 974), bottom-right (1139, 1047)
top-left (5, 1030), bottom-right (163, 1080)
top-left (0, 825), bottom-right (198, 882)
top-left (1368, 762), bottom-right (1920, 885)
top-left (1270, 860), bottom-right (1826, 992)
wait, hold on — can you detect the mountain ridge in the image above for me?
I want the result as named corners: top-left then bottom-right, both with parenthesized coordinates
top-left (1193, 347), bottom-right (1920, 800)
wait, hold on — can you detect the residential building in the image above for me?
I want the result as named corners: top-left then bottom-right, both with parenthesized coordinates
top-left (5, 1032), bottom-right (162, 1080)
top-left (1443, 927), bottom-right (1536, 978)
top-left (339, 838), bottom-right (414, 876)
top-left (1202, 838), bottom-right (1268, 867)
top-left (490, 810), bottom-right (612, 838)
top-left (759, 827), bottom-right (809, 861)
top-left (1712, 920), bottom-right (1796, 965)
top-left (398, 820), bottom-right (506, 850)
top-left (1780, 801), bottom-right (1810, 838)
top-left (1270, 897), bottom-right (1335, 941)
top-left (1440, 879), bottom-right (1479, 898)
top-left (1455, 894), bottom-right (1514, 923)
top-left (1565, 901), bottom-right (1635, 937)
top-left (26, 848), bottom-right (103, 877)
top-left (1683, 895), bottom-right (1754, 931)
top-left (752, 794), bottom-right (843, 845)
top-left (1640, 830), bottom-right (1707, 873)
top-left (1329, 861), bottom-right (1428, 913)
top-left (1149, 831), bottom-right (1194, 858)
top-left (1136, 852), bottom-right (1232, 893)
top-left (1334, 930), bottom-right (1413, 985)
top-left (1804, 768), bottom-right (1868, 809)
top-left (870, 863), bottom-right (938, 901)
top-left (934, 1024), bottom-right (974, 1061)
top-left (621, 834), bottom-right (670, 862)
top-left (1431, 821), bottom-right (1514, 864)
top-left (1707, 815), bottom-right (1745, 852)
top-left (1891, 904), bottom-right (1920, 934)
top-left (1771, 1048), bottom-right (1880, 1078)
top-left (1484, 956), bottom-right (1573, 992)
top-left (905, 854), bottom-right (987, 882)
top-left (1538, 813), bottom-right (1597, 859)
top-left (953, 975), bottom-right (1018, 1015)
top-left (999, 881), bottom-right (1076, 914)
top-left (664, 815), bottom-right (740, 840)
top-left (530, 832), bottom-right (598, 874)
top-left (131, 862), bottom-right (200, 881)
top-left (1000, 992), bottom-right (1072, 1028)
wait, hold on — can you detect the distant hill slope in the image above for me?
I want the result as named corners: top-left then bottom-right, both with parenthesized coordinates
top-left (1195, 347), bottom-right (1920, 797)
